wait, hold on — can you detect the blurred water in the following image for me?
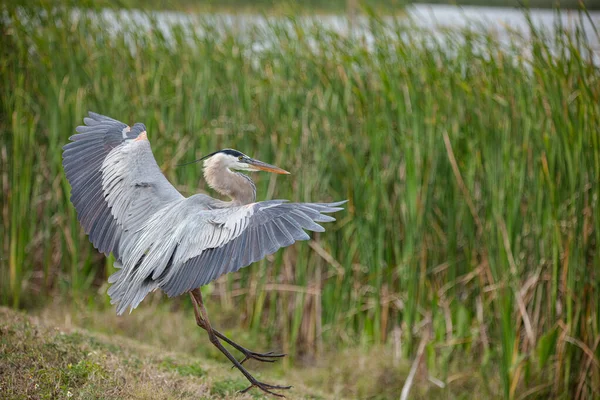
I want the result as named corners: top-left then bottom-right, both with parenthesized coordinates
top-left (408, 4), bottom-right (600, 55)
top-left (93, 4), bottom-right (600, 62)
top-left (410, 3), bottom-right (598, 32)
top-left (407, 4), bottom-right (600, 64)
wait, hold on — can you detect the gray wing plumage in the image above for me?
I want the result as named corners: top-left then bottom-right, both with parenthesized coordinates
top-left (108, 198), bottom-right (346, 315)
top-left (62, 112), bottom-right (183, 257)
top-left (161, 201), bottom-right (346, 296)
top-left (63, 112), bottom-right (346, 316)
top-left (63, 112), bottom-right (134, 256)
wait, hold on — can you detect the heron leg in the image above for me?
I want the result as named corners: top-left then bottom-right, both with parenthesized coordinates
top-left (189, 293), bottom-right (286, 364)
top-left (189, 289), bottom-right (292, 398)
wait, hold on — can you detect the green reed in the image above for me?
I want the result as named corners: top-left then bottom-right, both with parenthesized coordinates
top-left (1, 4), bottom-right (599, 398)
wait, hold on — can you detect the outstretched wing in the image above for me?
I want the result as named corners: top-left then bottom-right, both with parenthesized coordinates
top-left (161, 201), bottom-right (346, 295)
top-left (108, 197), bottom-right (346, 315)
top-left (62, 112), bottom-right (183, 257)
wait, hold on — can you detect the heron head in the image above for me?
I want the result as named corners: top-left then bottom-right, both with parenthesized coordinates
top-left (217, 149), bottom-right (290, 174)
top-left (180, 149), bottom-right (290, 174)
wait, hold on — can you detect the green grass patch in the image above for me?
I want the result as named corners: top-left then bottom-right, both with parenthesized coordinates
top-left (160, 357), bottom-right (207, 377)
top-left (210, 378), bottom-right (252, 397)
top-left (0, 313), bottom-right (118, 399)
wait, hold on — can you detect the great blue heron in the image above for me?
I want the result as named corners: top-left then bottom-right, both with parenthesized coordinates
top-left (62, 112), bottom-right (345, 397)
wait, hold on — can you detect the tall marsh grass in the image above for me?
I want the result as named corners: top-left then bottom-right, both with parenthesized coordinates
top-left (1, 4), bottom-right (599, 398)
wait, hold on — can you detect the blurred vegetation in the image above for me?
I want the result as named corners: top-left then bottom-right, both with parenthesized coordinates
top-left (12, 0), bottom-right (600, 13)
top-left (1, 1), bottom-right (600, 399)
top-left (13, 0), bottom-right (408, 14)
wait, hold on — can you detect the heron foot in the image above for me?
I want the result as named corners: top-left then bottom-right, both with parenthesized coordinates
top-left (240, 380), bottom-right (292, 398)
top-left (236, 349), bottom-right (286, 366)
top-left (212, 330), bottom-right (286, 366)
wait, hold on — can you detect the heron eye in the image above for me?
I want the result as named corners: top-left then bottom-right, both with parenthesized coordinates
top-left (238, 156), bottom-right (243, 161)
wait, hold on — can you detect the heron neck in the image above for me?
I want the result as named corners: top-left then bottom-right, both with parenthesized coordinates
top-left (204, 166), bottom-right (256, 205)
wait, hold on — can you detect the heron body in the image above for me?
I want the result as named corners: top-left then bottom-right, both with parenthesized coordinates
top-left (62, 112), bottom-right (345, 396)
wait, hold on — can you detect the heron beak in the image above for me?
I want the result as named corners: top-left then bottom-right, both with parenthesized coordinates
top-left (247, 158), bottom-right (290, 174)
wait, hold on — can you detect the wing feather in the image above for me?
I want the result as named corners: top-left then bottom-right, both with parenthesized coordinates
top-left (63, 113), bottom-right (134, 256)
top-left (281, 215), bottom-right (311, 241)
top-left (275, 219), bottom-right (297, 245)
top-left (63, 112), bottom-right (182, 259)
top-left (245, 228), bottom-right (260, 265)
top-left (63, 112), bottom-right (184, 260)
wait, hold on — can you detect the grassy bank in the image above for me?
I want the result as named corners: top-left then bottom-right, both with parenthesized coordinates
top-left (0, 306), bottom-right (340, 399)
top-left (3, 302), bottom-right (505, 399)
top-left (5, 303), bottom-right (496, 399)
top-left (1, 3), bottom-right (599, 399)
top-left (28, 301), bottom-right (489, 399)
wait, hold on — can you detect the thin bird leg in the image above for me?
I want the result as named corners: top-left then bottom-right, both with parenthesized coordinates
top-left (189, 293), bottom-right (286, 364)
top-left (190, 289), bottom-right (292, 398)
